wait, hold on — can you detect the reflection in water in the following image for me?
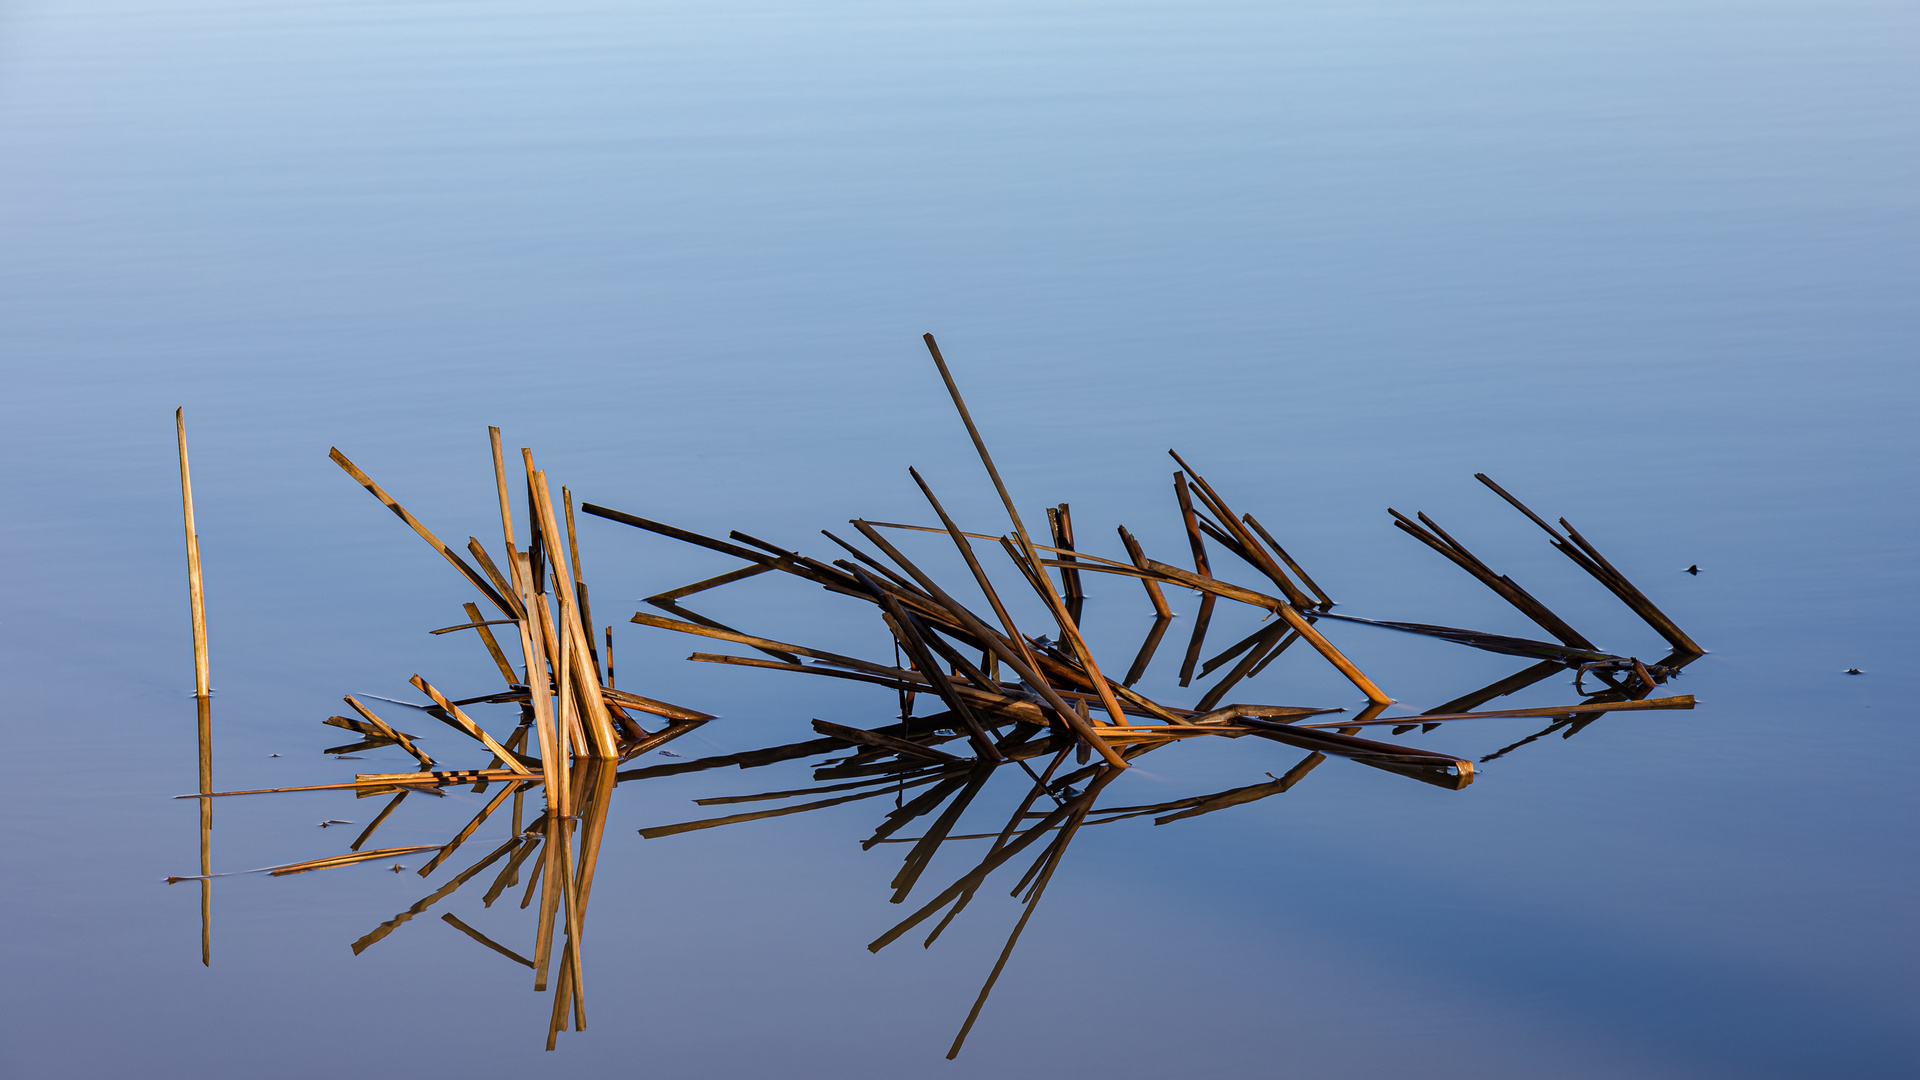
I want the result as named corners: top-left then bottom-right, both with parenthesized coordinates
top-left (170, 344), bottom-right (1702, 1053)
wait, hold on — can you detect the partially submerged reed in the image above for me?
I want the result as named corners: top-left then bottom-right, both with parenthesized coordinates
top-left (171, 336), bottom-right (1702, 1053)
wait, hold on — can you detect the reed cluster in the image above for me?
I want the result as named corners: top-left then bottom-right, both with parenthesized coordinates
top-left (170, 336), bottom-right (1700, 1052)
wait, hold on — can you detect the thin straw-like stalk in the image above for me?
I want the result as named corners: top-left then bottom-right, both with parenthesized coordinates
top-left (1241, 513), bottom-right (1333, 608)
top-left (529, 467), bottom-right (618, 757)
top-left (644, 563), bottom-right (775, 605)
top-left (328, 447), bottom-right (515, 617)
top-left (410, 675), bottom-right (533, 775)
top-left (488, 427), bottom-right (518, 564)
top-left (465, 539), bottom-right (522, 619)
top-left (175, 409), bottom-right (210, 698)
top-left (342, 695), bottom-right (434, 767)
top-left (640, 777), bottom-right (949, 839)
top-left (1116, 526), bottom-right (1172, 617)
top-left (850, 521), bottom-right (1126, 767)
top-left (1475, 473), bottom-right (1702, 655)
top-left (904, 468), bottom-right (1048, 691)
top-left (461, 601), bottom-right (520, 684)
top-left (1048, 504), bottom-right (1084, 608)
top-left (598, 684), bottom-right (715, 722)
top-left (266, 844), bottom-right (448, 877)
top-left (630, 611), bottom-right (895, 675)
top-left (562, 487), bottom-right (601, 680)
top-left (916, 339), bottom-right (1133, 734)
top-left (1314, 611), bottom-right (1615, 663)
top-left (1173, 471), bottom-right (1217, 686)
top-left (850, 565), bottom-right (1000, 760)
top-left (509, 549), bottom-right (565, 817)
top-left (1388, 508), bottom-right (1596, 651)
top-left (1310, 694), bottom-right (1693, 727)
top-left (1169, 451), bottom-right (1313, 608)
top-left (1134, 559), bottom-right (1391, 704)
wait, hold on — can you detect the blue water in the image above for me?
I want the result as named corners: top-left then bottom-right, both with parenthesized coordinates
top-left (2, 0), bottom-right (1916, 1076)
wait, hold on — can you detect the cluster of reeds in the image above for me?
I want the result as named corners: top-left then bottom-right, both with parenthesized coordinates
top-left (170, 336), bottom-right (1702, 1054)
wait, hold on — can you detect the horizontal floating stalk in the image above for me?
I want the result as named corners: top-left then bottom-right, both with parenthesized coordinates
top-left (1304, 694), bottom-right (1694, 727)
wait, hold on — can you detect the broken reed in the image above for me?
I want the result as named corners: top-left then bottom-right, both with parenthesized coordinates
top-left (173, 333), bottom-right (1702, 1052)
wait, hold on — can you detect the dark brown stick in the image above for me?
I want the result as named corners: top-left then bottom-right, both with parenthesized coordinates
top-left (328, 447), bottom-right (515, 617)
top-left (1117, 526), bottom-right (1172, 616)
top-left (1168, 451), bottom-right (1313, 607)
top-left (850, 564), bottom-right (1001, 760)
top-left (1048, 504), bottom-right (1084, 605)
top-left (1173, 471), bottom-right (1218, 687)
top-left (851, 521), bottom-right (1126, 767)
top-left (1475, 474), bottom-right (1702, 656)
top-left (1388, 508), bottom-right (1597, 651)
top-left (1313, 694), bottom-right (1693, 727)
top-left (643, 563), bottom-right (775, 604)
top-left (916, 338), bottom-right (1135, 737)
top-left (1242, 513), bottom-right (1333, 608)
top-left (459, 601), bottom-right (521, 684)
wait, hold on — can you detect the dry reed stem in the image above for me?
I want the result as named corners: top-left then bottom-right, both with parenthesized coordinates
top-left (904, 468), bottom-right (1051, 699)
top-left (916, 339), bottom-right (1134, 736)
top-left (1315, 694), bottom-right (1694, 727)
top-left (1116, 526), bottom-right (1173, 617)
top-left (464, 603), bottom-right (522, 684)
top-left (328, 446), bottom-right (515, 617)
top-left (410, 675), bottom-right (533, 775)
top-left (849, 521), bottom-right (1127, 767)
top-left (1241, 513), bottom-right (1333, 608)
top-left (175, 409), bottom-right (210, 698)
top-left (1169, 451), bottom-right (1314, 608)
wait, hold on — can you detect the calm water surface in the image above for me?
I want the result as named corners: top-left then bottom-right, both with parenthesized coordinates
top-left (2, 0), bottom-right (1916, 1076)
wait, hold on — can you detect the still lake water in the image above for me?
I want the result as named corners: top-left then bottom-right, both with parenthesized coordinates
top-left (2, 0), bottom-right (1916, 1075)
